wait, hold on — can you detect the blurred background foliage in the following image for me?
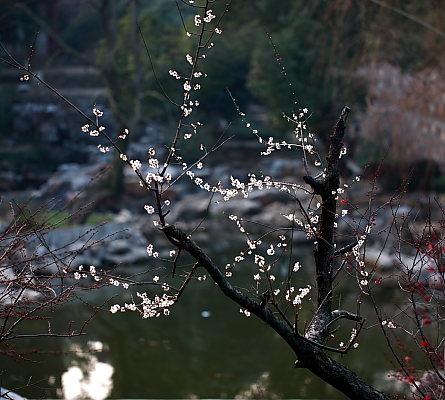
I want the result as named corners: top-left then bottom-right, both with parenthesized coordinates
top-left (1, 0), bottom-right (445, 193)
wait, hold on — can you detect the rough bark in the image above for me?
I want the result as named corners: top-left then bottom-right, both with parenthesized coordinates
top-left (303, 106), bottom-right (350, 343)
top-left (161, 107), bottom-right (391, 399)
top-left (162, 223), bottom-right (390, 400)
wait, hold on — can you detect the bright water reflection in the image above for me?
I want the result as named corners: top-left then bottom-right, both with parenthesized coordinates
top-left (61, 341), bottom-right (113, 400)
top-left (1, 239), bottom-right (408, 399)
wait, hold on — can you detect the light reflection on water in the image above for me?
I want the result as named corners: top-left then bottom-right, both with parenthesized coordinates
top-left (1, 240), bottom-right (409, 399)
top-left (61, 342), bottom-right (113, 400)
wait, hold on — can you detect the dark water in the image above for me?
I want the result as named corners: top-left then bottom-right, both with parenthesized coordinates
top-left (1, 239), bottom-right (409, 400)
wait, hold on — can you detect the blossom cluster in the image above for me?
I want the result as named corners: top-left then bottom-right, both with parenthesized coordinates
top-left (79, 107), bottom-right (131, 159)
top-left (240, 308), bottom-right (251, 317)
top-left (73, 264), bottom-right (101, 282)
top-left (73, 265), bottom-right (130, 290)
top-left (381, 320), bottom-right (397, 329)
top-left (110, 292), bottom-right (176, 318)
top-left (237, 106), bottom-right (319, 163)
top-left (285, 285), bottom-right (312, 306)
top-left (146, 244), bottom-right (159, 258)
top-left (348, 225), bottom-right (374, 288)
top-left (339, 328), bottom-right (359, 349)
top-left (169, 9), bottom-right (220, 120)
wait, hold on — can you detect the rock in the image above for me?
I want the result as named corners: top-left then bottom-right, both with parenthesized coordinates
top-left (168, 194), bottom-right (215, 222)
top-left (68, 253), bottom-right (101, 270)
top-left (247, 189), bottom-right (292, 205)
top-left (211, 198), bottom-right (263, 218)
top-left (124, 174), bottom-right (150, 197)
top-left (35, 162), bottom-right (110, 207)
top-left (114, 208), bottom-right (132, 223)
top-left (0, 387), bottom-right (27, 400)
top-left (267, 158), bottom-right (303, 179)
top-left (0, 285), bottom-right (41, 305)
top-left (253, 202), bottom-right (306, 233)
top-left (106, 239), bottom-right (132, 254)
top-left (102, 244), bottom-right (148, 267)
top-left (25, 222), bottom-right (149, 272)
top-left (363, 246), bottom-right (397, 270)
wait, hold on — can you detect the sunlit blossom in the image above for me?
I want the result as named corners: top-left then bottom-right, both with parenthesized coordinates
top-left (93, 107), bottom-right (103, 117)
top-left (110, 304), bottom-right (120, 314)
top-left (144, 205), bottom-right (155, 214)
top-left (266, 245), bottom-right (275, 256)
top-left (130, 159), bottom-right (142, 171)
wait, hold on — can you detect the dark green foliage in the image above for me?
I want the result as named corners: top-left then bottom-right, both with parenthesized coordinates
top-left (365, 159), bottom-right (445, 194)
top-left (2, 0), bottom-right (445, 191)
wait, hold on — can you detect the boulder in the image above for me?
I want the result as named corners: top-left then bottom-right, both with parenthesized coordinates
top-left (211, 198), bottom-right (263, 218)
top-left (0, 387), bottom-right (27, 400)
top-left (167, 194), bottom-right (215, 222)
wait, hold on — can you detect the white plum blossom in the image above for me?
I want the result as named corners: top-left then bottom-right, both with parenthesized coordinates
top-left (110, 304), bottom-right (120, 314)
top-left (292, 285), bottom-right (312, 305)
top-left (144, 205), bottom-right (155, 214)
top-left (241, 309), bottom-right (250, 317)
top-left (381, 320), bottom-right (397, 329)
top-left (169, 70), bottom-right (181, 79)
top-left (130, 159), bottom-right (142, 171)
top-left (93, 107), bottom-right (103, 117)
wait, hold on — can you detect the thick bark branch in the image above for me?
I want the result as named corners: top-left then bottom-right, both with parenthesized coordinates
top-left (303, 107), bottom-right (350, 343)
top-left (161, 224), bottom-right (389, 400)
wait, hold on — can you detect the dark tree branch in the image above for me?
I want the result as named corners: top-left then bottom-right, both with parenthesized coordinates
top-left (161, 224), bottom-right (389, 400)
top-left (333, 240), bottom-right (358, 256)
top-left (303, 106), bottom-right (350, 344)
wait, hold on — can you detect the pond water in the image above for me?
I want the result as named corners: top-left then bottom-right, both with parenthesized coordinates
top-left (1, 234), bottom-right (410, 400)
